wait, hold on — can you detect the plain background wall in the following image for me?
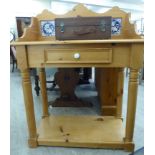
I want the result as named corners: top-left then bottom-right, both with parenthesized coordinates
top-left (10, 0), bottom-right (51, 37)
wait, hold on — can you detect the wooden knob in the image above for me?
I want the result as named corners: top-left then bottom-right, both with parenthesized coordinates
top-left (74, 53), bottom-right (80, 59)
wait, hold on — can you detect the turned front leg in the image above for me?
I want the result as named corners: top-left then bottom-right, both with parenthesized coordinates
top-left (124, 68), bottom-right (139, 151)
top-left (39, 68), bottom-right (49, 117)
top-left (21, 69), bottom-right (37, 147)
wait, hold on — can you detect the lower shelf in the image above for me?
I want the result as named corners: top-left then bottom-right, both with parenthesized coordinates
top-left (37, 115), bottom-right (129, 149)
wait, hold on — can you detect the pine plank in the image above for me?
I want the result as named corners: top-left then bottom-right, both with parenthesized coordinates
top-left (37, 115), bottom-right (125, 148)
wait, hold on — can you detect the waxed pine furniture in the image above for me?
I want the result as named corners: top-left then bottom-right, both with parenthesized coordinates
top-left (11, 4), bottom-right (144, 152)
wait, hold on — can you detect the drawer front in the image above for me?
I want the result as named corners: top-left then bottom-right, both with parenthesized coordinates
top-left (44, 48), bottom-right (112, 64)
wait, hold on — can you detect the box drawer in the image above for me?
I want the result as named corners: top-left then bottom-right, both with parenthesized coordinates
top-left (55, 17), bottom-right (112, 40)
top-left (44, 48), bottom-right (112, 64)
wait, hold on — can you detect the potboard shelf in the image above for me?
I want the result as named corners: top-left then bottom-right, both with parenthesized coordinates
top-left (37, 115), bottom-right (127, 149)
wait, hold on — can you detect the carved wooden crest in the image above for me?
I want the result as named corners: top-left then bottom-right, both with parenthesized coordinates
top-left (18, 4), bottom-right (141, 41)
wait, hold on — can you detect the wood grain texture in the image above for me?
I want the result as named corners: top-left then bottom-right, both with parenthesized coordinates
top-left (17, 17), bottom-right (39, 41)
top-left (21, 69), bottom-right (37, 147)
top-left (11, 39), bottom-right (144, 46)
top-left (96, 68), bottom-right (118, 116)
top-left (130, 43), bottom-right (144, 69)
top-left (10, 4), bottom-right (143, 42)
top-left (116, 68), bottom-right (124, 118)
top-left (44, 48), bottom-right (112, 64)
top-left (37, 115), bottom-right (134, 151)
top-left (11, 4), bottom-right (144, 152)
top-left (15, 46), bottom-right (28, 70)
top-left (95, 68), bottom-right (124, 117)
top-left (39, 68), bottom-right (49, 118)
top-left (26, 43), bottom-right (132, 68)
top-left (35, 4), bottom-right (141, 41)
top-left (125, 69), bottom-right (139, 142)
top-left (11, 70), bottom-right (144, 154)
top-left (55, 16), bottom-right (112, 40)
top-left (37, 115), bottom-right (125, 148)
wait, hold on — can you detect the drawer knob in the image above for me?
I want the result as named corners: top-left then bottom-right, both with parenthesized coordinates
top-left (74, 53), bottom-right (80, 59)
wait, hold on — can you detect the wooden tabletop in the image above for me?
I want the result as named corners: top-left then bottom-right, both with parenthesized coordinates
top-left (11, 39), bottom-right (144, 46)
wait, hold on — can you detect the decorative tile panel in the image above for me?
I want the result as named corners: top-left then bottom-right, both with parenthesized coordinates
top-left (41, 20), bottom-right (55, 36)
top-left (111, 18), bottom-right (122, 35)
